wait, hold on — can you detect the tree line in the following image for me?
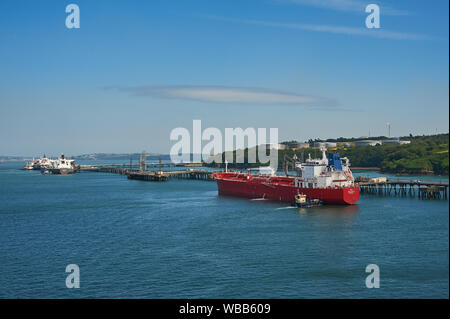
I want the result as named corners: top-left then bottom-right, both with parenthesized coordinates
top-left (206, 134), bottom-right (449, 175)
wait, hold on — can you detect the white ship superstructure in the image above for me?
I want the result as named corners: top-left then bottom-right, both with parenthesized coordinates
top-left (48, 154), bottom-right (76, 174)
top-left (37, 155), bottom-right (52, 169)
top-left (295, 147), bottom-right (354, 189)
top-left (50, 155), bottom-right (74, 169)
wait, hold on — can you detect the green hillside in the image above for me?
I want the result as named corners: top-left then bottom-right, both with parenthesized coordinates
top-left (338, 134), bottom-right (448, 175)
top-left (207, 134), bottom-right (449, 175)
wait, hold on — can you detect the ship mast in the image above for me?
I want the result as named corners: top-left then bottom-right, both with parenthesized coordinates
top-left (284, 153), bottom-right (300, 176)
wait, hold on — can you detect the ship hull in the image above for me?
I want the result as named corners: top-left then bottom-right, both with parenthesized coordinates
top-left (215, 177), bottom-right (359, 205)
top-left (48, 168), bottom-right (76, 175)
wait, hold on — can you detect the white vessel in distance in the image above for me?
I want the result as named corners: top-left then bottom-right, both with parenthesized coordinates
top-left (23, 154), bottom-right (52, 170)
top-left (47, 154), bottom-right (77, 175)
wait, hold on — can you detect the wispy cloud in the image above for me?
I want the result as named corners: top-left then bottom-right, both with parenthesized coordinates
top-left (109, 85), bottom-right (336, 106)
top-left (275, 0), bottom-right (410, 16)
top-left (203, 15), bottom-right (431, 40)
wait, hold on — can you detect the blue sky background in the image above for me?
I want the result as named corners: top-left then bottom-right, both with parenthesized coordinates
top-left (0, 0), bottom-right (448, 156)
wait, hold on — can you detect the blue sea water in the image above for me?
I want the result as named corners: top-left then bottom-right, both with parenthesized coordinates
top-left (0, 162), bottom-right (448, 298)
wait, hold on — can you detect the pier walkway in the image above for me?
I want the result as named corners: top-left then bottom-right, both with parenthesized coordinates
top-left (127, 170), bottom-right (214, 181)
top-left (79, 165), bottom-right (214, 181)
top-left (358, 179), bottom-right (448, 200)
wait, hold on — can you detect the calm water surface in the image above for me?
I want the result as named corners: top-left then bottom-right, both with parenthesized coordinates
top-left (0, 162), bottom-right (448, 298)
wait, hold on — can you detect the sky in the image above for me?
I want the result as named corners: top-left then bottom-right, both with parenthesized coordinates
top-left (0, 0), bottom-right (448, 156)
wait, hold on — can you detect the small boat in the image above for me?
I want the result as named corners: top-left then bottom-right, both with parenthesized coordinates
top-left (23, 162), bottom-right (35, 170)
top-left (292, 193), bottom-right (323, 208)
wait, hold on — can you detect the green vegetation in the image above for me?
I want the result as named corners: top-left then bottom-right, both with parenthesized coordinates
top-left (377, 134), bottom-right (448, 175)
top-left (207, 134), bottom-right (449, 175)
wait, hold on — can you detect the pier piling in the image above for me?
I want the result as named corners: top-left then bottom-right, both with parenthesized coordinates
top-left (358, 179), bottom-right (448, 200)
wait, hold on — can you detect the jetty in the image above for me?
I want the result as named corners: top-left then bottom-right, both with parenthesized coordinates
top-left (79, 162), bottom-right (448, 200)
top-left (79, 165), bottom-right (214, 181)
top-left (79, 165), bottom-right (131, 174)
top-left (127, 169), bottom-right (214, 181)
top-left (357, 177), bottom-right (448, 200)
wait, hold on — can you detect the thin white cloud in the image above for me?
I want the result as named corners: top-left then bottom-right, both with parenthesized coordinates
top-left (204, 15), bottom-right (431, 40)
top-left (111, 85), bottom-right (336, 106)
top-left (276, 0), bottom-right (410, 16)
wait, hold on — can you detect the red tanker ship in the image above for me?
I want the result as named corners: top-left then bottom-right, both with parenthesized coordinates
top-left (213, 148), bottom-right (359, 205)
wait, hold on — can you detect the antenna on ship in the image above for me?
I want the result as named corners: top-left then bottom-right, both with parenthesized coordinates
top-left (284, 154), bottom-right (288, 176)
top-left (139, 151), bottom-right (146, 172)
top-left (320, 146), bottom-right (327, 161)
